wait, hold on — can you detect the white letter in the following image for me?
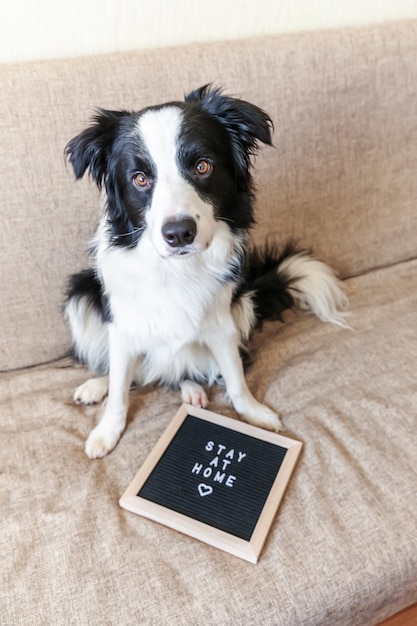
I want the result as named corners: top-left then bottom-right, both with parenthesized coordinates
top-left (238, 451), bottom-right (247, 463)
top-left (205, 441), bottom-right (214, 452)
top-left (213, 471), bottom-right (226, 484)
top-left (209, 456), bottom-right (219, 467)
top-left (225, 475), bottom-right (237, 487)
top-left (192, 463), bottom-right (203, 475)
top-left (225, 448), bottom-right (234, 460)
top-left (217, 444), bottom-right (226, 455)
top-left (221, 459), bottom-right (231, 471)
top-left (203, 467), bottom-right (213, 478)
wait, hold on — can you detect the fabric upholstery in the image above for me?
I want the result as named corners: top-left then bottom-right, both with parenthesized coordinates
top-left (1, 20), bottom-right (417, 625)
top-left (1, 20), bottom-right (416, 370)
top-left (2, 260), bottom-right (417, 625)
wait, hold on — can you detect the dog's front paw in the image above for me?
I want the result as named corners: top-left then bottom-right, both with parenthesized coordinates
top-left (74, 376), bottom-right (109, 405)
top-left (85, 424), bottom-right (122, 459)
top-left (180, 380), bottom-right (208, 408)
top-left (241, 402), bottom-right (283, 433)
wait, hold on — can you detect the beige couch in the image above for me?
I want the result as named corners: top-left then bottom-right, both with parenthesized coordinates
top-left (1, 20), bottom-right (416, 625)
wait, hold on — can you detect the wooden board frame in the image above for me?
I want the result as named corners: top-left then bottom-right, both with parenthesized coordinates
top-left (119, 404), bottom-right (302, 563)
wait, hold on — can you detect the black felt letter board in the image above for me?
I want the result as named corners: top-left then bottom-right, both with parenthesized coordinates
top-left (138, 414), bottom-right (287, 541)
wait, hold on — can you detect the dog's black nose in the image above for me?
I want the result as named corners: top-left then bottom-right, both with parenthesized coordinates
top-left (162, 217), bottom-right (197, 248)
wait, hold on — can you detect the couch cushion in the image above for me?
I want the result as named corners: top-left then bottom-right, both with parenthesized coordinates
top-left (1, 259), bottom-right (416, 625)
top-left (1, 21), bottom-right (417, 370)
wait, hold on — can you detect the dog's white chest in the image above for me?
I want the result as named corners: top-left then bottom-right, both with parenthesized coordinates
top-left (100, 241), bottom-right (232, 351)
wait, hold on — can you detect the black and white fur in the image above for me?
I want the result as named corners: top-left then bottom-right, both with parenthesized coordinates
top-left (65, 85), bottom-right (348, 458)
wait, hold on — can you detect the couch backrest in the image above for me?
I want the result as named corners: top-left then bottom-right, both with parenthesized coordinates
top-left (1, 21), bottom-right (416, 371)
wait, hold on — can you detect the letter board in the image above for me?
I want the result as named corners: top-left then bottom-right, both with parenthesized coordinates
top-left (119, 404), bottom-right (302, 563)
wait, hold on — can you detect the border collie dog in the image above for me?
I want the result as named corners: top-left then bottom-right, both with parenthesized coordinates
top-left (65, 85), bottom-right (348, 458)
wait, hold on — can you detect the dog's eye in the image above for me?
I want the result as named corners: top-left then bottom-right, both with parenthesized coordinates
top-left (194, 160), bottom-right (213, 177)
top-left (133, 172), bottom-right (150, 188)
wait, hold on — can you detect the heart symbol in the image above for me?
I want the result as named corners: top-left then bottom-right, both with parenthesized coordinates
top-left (198, 483), bottom-right (213, 497)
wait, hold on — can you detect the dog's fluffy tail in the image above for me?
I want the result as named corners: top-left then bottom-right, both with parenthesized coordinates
top-left (241, 242), bottom-right (350, 331)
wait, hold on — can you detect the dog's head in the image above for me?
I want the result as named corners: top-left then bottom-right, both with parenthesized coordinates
top-left (66, 85), bottom-right (273, 258)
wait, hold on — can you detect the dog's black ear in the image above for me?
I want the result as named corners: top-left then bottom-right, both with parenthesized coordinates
top-left (65, 109), bottom-right (130, 188)
top-left (185, 85), bottom-right (273, 171)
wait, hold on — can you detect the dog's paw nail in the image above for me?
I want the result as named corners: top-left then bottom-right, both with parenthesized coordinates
top-left (270, 416), bottom-right (283, 432)
top-left (192, 391), bottom-right (208, 408)
top-left (259, 412), bottom-right (283, 432)
top-left (181, 382), bottom-right (208, 408)
top-left (242, 404), bottom-right (283, 432)
top-left (74, 378), bottom-right (108, 405)
top-left (191, 395), bottom-right (208, 408)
